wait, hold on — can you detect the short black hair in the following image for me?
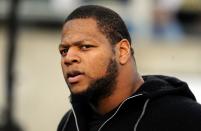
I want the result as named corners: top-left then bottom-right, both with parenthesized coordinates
top-left (64, 5), bottom-right (134, 55)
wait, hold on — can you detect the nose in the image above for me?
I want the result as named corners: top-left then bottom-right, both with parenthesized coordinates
top-left (63, 48), bottom-right (81, 66)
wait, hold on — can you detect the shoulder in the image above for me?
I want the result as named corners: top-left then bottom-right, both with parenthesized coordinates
top-left (57, 110), bottom-right (73, 131)
top-left (149, 95), bottom-right (201, 113)
top-left (147, 95), bottom-right (201, 118)
top-left (140, 95), bottom-right (201, 130)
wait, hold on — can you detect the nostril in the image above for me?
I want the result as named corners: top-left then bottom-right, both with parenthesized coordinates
top-left (64, 55), bottom-right (80, 65)
top-left (72, 59), bottom-right (78, 63)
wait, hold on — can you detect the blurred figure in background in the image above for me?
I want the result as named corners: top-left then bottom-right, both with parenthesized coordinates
top-left (177, 0), bottom-right (201, 36)
top-left (57, 5), bottom-right (201, 131)
top-left (153, 0), bottom-right (184, 40)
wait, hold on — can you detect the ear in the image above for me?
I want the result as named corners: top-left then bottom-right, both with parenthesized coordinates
top-left (116, 39), bottom-right (131, 65)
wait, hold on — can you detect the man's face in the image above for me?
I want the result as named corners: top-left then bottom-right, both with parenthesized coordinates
top-left (59, 18), bottom-right (117, 95)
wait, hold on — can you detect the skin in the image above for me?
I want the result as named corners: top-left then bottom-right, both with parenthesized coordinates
top-left (59, 18), bottom-right (144, 114)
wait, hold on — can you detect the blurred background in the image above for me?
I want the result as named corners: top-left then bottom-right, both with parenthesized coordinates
top-left (0, 0), bottom-right (201, 131)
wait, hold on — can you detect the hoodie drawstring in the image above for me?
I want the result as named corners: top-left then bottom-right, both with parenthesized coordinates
top-left (62, 110), bottom-right (72, 131)
top-left (72, 108), bottom-right (80, 131)
top-left (134, 99), bottom-right (150, 131)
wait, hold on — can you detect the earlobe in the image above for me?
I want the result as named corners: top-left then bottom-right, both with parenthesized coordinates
top-left (118, 39), bottom-right (131, 65)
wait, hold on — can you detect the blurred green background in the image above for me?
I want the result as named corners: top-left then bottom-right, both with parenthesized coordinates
top-left (0, 0), bottom-right (201, 131)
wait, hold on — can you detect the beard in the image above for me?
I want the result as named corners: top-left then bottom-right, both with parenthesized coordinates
top-left (70, 58), bottom-right (118, 108)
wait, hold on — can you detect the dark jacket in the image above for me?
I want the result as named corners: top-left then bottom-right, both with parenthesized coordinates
top-left (57, 75), bottom-right (201, 131)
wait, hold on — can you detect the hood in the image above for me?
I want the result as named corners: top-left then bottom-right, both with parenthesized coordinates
top-left (136, 75), bottom-right (196, 101)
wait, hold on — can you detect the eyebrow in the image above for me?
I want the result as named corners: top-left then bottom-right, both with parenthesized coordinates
top-left (58, 40), bottom-right (85, 49)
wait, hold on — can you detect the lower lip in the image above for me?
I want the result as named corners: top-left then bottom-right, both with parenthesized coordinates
top-left (67, 74), bottom-right (84, 84)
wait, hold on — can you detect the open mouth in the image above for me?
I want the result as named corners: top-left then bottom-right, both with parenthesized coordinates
top-left (67, 71), bottom-right (84, 84)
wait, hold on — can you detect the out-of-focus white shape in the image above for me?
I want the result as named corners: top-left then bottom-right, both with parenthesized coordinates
top-left (179, 74), bottom-right (201, 104)
top-left (50, 0), bottom-right (82, 14)
top-left (186, 78), bottom-right (201, 104)
top-left (127, 0), bottom-right (153, 38)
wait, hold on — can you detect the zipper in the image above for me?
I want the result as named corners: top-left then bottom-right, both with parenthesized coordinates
top-left (97, 94), bottom-right (143, 131)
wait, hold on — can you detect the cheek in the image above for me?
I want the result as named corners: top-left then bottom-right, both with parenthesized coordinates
top-left (85, 54), bottom-right (111, 78)
top-left (61, 59), bottom-right (66, 74)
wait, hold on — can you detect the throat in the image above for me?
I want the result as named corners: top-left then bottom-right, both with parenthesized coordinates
top-left (96, 97), bottom-right (120, 115)
top-left (96, 76), bottom-right (144, 115)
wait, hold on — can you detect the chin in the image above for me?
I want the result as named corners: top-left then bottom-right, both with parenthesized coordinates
top-left (69, 84), bottom-right (89, 95)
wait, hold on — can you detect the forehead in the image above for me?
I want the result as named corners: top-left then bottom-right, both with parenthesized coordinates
top-left (62, 18), bottom-right (99, 33)
top-left (61, 18), bottom-right (109, 45)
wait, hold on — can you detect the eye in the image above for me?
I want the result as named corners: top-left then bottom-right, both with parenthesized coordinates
top-left (59, 48), bottom-right (68, 56)
top-left (80, 45), bottom-right (94, 50)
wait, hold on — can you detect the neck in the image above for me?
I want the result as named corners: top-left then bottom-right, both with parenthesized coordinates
top-left (97, 73), bottom-right (144, 115)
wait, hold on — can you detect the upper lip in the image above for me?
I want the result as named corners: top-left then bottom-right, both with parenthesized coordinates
top-left (66, 70), bottom-right (84, 78)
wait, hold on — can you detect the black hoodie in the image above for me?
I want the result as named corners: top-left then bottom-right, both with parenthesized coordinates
top-left (57, 75), bottom-right (201, 131)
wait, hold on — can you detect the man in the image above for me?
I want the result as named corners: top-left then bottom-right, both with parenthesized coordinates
top-left (58, 5), bottom-right (201, 131)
